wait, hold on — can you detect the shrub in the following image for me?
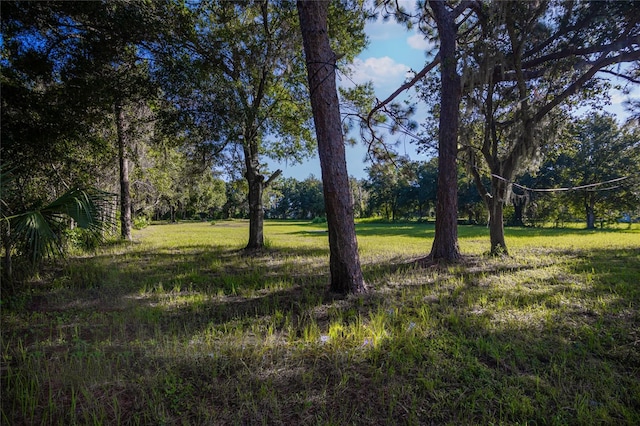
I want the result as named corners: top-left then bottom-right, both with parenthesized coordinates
top-left (133, 216), bottom-right (150, 230)
top-left (311, 216), bottom-right (327, 224)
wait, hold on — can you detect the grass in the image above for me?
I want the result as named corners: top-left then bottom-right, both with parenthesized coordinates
top-left (2, 220), bottom-right (639, 425)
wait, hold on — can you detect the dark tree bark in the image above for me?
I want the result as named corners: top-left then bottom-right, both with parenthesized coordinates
top-left (115, 103), bottom-right (132, 241)
top-left (511, 195), bottom-right (526, 227)
top-left (244, 141), bottom-right (265, 250)
top-left (487, 176), bottom-right (508, 255)
top-left (585, 193), bottom-right (596, 229)
top-left (245, 176), bottom-right (265, 249)
top-left (297, 0), bottom-right (366, 294)
top-left (428, 1), bottom-right (461, 261)
top-left (243, 140), bottom-right (281, 251)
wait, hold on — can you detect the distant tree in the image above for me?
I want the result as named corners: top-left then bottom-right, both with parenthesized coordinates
top-left (269, 178), bottom-right (298, 219)
top-left (297, 0), bottom-right (366, 294)
top-left (365, 161), bottom-right (402, 221)
top-left (269, 176), bottom-right (325, 219)
top-left (562, 113), bottom-right (640, 228)
top-left (297, 177), bottom-right (326, 219)
top-left (189, 173), bottom-right (227, 219)
top-left (458, 169), bottom-right (486, 225)
top-left (516, 149), bottom-right (575, 227)
top-left (410, 159), bottom-right (439, 220)
top-left (223, 179), bottom-right (250, 220)
top-left (349, 177), bottom-right (370, 219)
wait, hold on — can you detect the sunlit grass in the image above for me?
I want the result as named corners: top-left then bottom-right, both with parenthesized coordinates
top-left (2, 220), bottom-right (639, 424)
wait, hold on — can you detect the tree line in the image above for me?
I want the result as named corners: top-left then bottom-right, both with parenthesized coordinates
top-left (169, 110), bottom-right (639, 228)
top-left (2, 0), bottom-right (639, 294)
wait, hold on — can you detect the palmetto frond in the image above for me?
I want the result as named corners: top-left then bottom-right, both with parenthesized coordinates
top-left (4, 187), bottom-right (117, 264)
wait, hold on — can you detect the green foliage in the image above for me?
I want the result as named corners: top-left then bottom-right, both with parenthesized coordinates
top-left (223, 179), bottom-right (249, 219)
top-left (4, 188), bottom-right (116, 264)
top-left (563, 113), bottom-right (640, 226)
top-left (268, 176), bottom-right (326, 219)
top-left (63, 227), bottom-right (104, 252)
top-left (131, 145), bottom-right (228, 221)
top-left (311, 216), bottom-right (327, 224)
top-left (133, 216), bottom-right (150, 230)
top-left (365, 157), bottom-right (440, 221)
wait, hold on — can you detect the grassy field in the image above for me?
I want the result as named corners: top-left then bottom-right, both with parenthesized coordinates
top-left (2, 220), bottom-right (639, 425)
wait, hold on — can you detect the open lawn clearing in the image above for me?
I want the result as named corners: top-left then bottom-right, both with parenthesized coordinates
top-left (2, 221), bottom-right (639, 425)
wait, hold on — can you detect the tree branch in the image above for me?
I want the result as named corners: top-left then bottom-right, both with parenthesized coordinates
top-left (366, 54), bottom-right (440, 124)
top-left (521, 34), bottom-right (640, 73)
top-left (599, 69), bottom-right (640, 84)
top-left (533, 49), bottom-right (640, 122)
top-left (264, 169), bottom-right (282, 187)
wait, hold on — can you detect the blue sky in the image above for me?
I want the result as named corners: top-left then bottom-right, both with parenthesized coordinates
top-left (271, 9), bottom-right (638, 181)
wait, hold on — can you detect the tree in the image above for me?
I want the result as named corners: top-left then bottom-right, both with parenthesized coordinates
top-left (458, 167), bottom-right (486, 225)
top-left (1, 2), bottom-right (117, 203)
top-left (1, 1), bottom-right (173, 241)
top-left (458, 0), bottom-right (640, 254)
top-left (350, 177), bottom-right (370, 219)
top-left (373, 0), bottom-right (639, 257)
top-left (424, 0), bottom-right (468, 260)
top-left (165, 0), bottom-right (318, 250)
top-left (297, 0), bottom-right (366, 294)
top-left (268, 177), bottom-right (298, 219)
top-left (223, 179), bottom-right (250, 220)
top-left (364, 158), bottom-right (418, 221)
top-left (132, 144), bottom-right (227, 221)
top-left (270, 175), bottom-right (325, 219)
top-left (563, 113), bottom-right (640, 228)
top-left (366, 0), bottom-right (477, 260)
top-left (296, 177), bottom-right (325, 219)
top-left (267, 176), bottom-right (325, 219)
top-left (365, 161), bottom-right (402, 221)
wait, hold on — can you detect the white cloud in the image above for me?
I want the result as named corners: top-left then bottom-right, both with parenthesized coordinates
top-left (348, 56), bottom-right (410, 89)
top-left (407, 33), bottom-right (430, 50)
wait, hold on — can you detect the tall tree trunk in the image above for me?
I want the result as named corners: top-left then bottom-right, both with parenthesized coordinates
top-left (429, 1), bottom-right (461, 261)
top-left (585, 193), bottom-right (596, 229)
top-left (2, 224), bottom-right (12, 284)
top-left (487, 176), bottom-right (509, 255)
top-left (297, 0), bottom-right (366, 294)
top-left (115, 103), bottom-right (132, 241)
top-left (243, 142), bottom-right (281, 251)
top-left (245, 160), bottom-right (265, 250)
top-left (512, 200), bottom-right (525, 227)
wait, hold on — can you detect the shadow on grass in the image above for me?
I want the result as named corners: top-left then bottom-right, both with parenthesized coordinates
top-left (3, 231), bottom-right (639, 424)
top-left (96, 246), bottom-right (639, 425)
top-left (7, 243), bottom-right (341, 343)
